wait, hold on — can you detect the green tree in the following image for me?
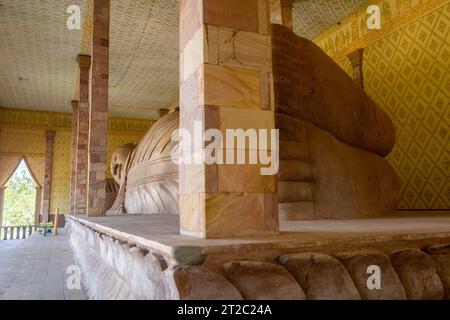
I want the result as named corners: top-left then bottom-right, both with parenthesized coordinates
top-left (3, 169), bottom-right (36, 226)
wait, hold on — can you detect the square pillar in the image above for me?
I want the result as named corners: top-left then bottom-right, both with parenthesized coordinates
top-left (179, 0), bottom-right (279, 238)
top-left (87, 0), bottom-right (110, 217)
top-left (75, 55), bottom-right (91, 214)
top-left (41, 130), bottom-right (55, 222)
top-left (271, 0), bottom-right (295, 30)
top-left (347, 48), bottom-right (364, 89)
top-left (34, 187), bottom-right (41, 225)
top-left (0, 186), bottom-right (5, 227)
top-left (70, 100), bottom-right (79, 213)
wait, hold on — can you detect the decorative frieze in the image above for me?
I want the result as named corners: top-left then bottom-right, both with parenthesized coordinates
top-left (0, 107), bottom-right (154, 133)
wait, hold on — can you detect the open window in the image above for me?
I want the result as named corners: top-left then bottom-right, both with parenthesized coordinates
top-left (0, 158), bottom-right (42, 239)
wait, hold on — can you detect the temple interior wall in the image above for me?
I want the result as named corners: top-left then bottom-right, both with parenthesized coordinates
top-left (0, 107), bottom-right (154, 215)
top-left (313, 0), bottom-right (449, 210)
top-left (0, 0), bottom-right (447, 216)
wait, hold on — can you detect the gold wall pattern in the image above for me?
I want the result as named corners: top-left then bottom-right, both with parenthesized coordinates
top-left (1, 108), bottom-right (153, 214)
top-left (316, 1), bottom-right (450, 210)
top-left (50, 132), bottom-right (72, 215)
top-left (315, 0), bottom-right (449, 61)
top-left (0, 107), bottom-right (155, 133)
top-left (0, 128), bottom-right (46, 156)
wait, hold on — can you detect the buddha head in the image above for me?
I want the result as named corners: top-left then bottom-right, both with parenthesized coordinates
top-left (110, 143), bottom-right (135, 186)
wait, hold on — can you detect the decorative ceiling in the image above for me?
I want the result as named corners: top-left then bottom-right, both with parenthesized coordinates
top-left (0, 0), bottom-right (87, 115)
top-left (293, 0), bottom-right (369, 39)
top-left (0, 0), bottom-right (368, 120)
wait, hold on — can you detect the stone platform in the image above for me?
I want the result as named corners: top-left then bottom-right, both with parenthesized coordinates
top-left (66, 212), bottom-right (450, 300)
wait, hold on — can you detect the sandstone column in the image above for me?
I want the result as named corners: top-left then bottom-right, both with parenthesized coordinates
top-left (70, 100), bottom-right (79, 213)
top-left (87, 0), bottom-right (110, 217)
top-left (179, 0), bottom-right (279, 238)
top-left (271, 0), bottom-right (295, 30)
top-left (34, 187), bottom-right (41, 225)
top-left (347, 48), bottom-right (364, 89)
top-left (75, 55), bottom-right (91, 214)
top-left (41, 130), bottom-right (55, 222)
top-left (0, 186), bottom-right (5, 227)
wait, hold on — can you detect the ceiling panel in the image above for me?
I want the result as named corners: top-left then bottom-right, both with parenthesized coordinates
top-left (0, 0), bottom-right (368, 119)
top-left (293, 0), bottom-right (369, 39)
top-left (0, 0), bottom-right (87, 113)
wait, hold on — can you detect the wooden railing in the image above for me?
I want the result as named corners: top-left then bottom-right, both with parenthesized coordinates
top-left (0, 225), bottom-right (38, 240)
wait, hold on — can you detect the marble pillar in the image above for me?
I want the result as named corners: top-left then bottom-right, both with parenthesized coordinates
top-left (75, 55), bottom-right (91, 214)
top-left (87, 0), bottom-right (110, 217)
top-left (179, 0), bottom-right (279, 238)
top-left (271, 0), bottom-right (295, 30)
top-left (41, 130), bottom-right (55, 222)
top-left (70, 100), bottom-right (79, 213)
top-left (347, 48), bottom-right (364, 89)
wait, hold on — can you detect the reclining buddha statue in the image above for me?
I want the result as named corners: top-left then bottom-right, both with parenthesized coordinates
top-left (107, 24), bottom-right (400, 220)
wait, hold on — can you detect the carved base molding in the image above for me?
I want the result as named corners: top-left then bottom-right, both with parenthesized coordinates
top-left (67, 215), bottom-right (450, 300)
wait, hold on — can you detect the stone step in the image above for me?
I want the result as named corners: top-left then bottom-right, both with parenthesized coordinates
top-left (278, 181), bottom-right (314, 203)
top-left (279, 202), bottom-right (316, 221)
top-left (279, 160), bottom-right (314, 182)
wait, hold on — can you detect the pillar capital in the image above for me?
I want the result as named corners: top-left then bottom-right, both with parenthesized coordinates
top-left (71, 100), bottom-right (79, 109)
top-left (45, 130), bottom-right (56, 141)
top-left (271, 0), bottom-right (295, 30)
top-left (76, 54), bottom-right (91, 69)
top-left (271, 0), bottom-right (295, 8)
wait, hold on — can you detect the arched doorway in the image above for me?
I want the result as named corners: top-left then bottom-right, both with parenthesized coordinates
top-left (0, 158), bottom-right (41, 240)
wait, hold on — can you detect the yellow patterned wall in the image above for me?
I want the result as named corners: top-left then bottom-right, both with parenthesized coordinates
top-left (0, 128), bottom-right (46, 156)
top-left (0, 107), bottom-right (153, 214)
top-left (314, 0), bottom-right (449, 210)
top-left (50, 132), bottom-right (72, 214)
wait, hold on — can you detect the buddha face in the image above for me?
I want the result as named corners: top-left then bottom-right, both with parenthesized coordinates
top-left (111, 143), bottom-right (135, 186)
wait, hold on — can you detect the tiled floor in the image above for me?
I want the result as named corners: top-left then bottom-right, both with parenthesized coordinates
top-left (0, 229), bottom-right (86, 300)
